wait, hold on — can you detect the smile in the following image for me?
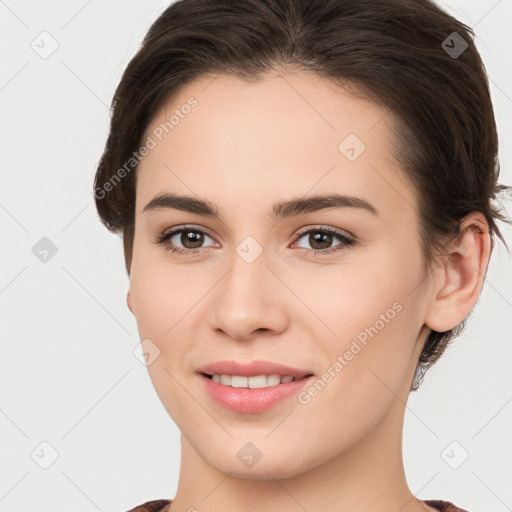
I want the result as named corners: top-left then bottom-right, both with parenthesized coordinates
top-left (206, 373), bottom-right (300, 388)
top-left (199, 373), bottom-right (315, 413)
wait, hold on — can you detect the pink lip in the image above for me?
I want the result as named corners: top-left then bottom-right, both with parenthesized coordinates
top-left (199, 373), bottom-right (316, 414)
top-left (196, 359), bottom-right (313, 378)
top-left (195, 360), bottom-right (315, 414)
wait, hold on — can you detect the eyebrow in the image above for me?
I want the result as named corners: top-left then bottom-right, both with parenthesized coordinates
top-left (142, 192), bottom-right (379, 219)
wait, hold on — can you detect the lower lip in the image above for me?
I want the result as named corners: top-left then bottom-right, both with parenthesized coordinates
top-left (199, 373), bottom-right (316, 414)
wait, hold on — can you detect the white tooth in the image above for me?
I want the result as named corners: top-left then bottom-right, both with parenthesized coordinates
top-left (248, 375), bottom-right (268, 388)
top-left (266, 374), bottom-right (281, 387)
top-left (213, 374), bottom-right (296, 388)
top-left (231, 375), bottom-right (248, 388)
top-left (220, 374), bottom-right (232, 386)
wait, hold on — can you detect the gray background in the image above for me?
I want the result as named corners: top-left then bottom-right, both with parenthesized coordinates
top-left (0, 0), bottom-right (511, 511)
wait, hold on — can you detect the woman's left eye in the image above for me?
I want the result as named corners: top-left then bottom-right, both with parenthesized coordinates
top-left (154, 226), bottom-right (356, 257)
top-left (292, 227), bottom-right (356, 256)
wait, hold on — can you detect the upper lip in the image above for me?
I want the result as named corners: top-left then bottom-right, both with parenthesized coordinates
top-left (197, 360), bottom-right (314, 378)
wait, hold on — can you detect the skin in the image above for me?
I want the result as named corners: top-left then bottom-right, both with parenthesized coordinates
top-left (126, 69), bottom-right (490, 512)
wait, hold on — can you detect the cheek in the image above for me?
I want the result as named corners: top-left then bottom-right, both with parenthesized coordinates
top-left (294, 253), bottom-right (415, 338)
top-left (300, 244), bottom-right (422, 388)
top-left (129, 263), bottom-right (197, 425)
top-left (129, 274), bottom-right (173, 339)
top-left (298, 283), bottom-right (419, 449)
top-left (129, 242), bottom-right (204, 337)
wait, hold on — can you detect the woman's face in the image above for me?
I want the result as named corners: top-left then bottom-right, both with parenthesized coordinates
top-left (128, 70), bottom-right (434, 478)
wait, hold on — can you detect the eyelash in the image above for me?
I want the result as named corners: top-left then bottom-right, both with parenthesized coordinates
top-left (154, 225), bottom-right (356, 257)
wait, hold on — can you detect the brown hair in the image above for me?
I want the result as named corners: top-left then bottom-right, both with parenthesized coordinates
top-left (93, 0), bottom-right (511, 390)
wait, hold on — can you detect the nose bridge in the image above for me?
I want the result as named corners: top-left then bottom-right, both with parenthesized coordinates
top-left (209, 243), bottom-right (287, 340)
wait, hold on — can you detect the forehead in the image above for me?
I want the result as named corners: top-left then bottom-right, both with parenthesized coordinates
top-left (135, 70), bottom-right (415, 219)
top-left (142, 70), bottom-right (392, 146)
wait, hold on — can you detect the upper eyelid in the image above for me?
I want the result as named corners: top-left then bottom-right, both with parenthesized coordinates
top-left (294, 224), bottom-right (354, 239)
top-left (163, 224), bottom-right (216, 240)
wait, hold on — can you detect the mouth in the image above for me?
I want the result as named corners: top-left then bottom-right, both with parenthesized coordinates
top-left (200, 372), bottom-right (314, 388)
top-left (195, 360), bottom-right (316, 413)
top-left (196, 359), bottom-right (314, 381)
top-left (198, 371), bottom-right (316, 414)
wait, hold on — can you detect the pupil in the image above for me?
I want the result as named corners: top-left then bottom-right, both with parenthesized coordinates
top-left (183, 231), bottom-right (203, 248)
top-left (311, 232), bottom-right (331, 250)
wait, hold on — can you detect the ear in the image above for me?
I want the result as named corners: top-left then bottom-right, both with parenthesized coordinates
top-left (127, 289), bottom-right (134, 315)
top-left (424, 212), bottom-right (491, 333)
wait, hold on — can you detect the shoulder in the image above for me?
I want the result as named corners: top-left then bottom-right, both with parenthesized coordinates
top-left (125, 499), bottom-right (472, 512)
top-left (424, 499), bottom-right (471, 512)
top-left (125, 499), bottom-right (172, 512)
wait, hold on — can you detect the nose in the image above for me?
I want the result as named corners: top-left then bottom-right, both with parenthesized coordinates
top-left (208, 252), bottom-right (289, 342)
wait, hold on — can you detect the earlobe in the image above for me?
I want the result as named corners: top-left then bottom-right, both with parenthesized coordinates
top-left (424, 213), bottom-right (491, 333)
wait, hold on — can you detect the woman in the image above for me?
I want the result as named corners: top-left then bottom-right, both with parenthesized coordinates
top-left (93, 0), bottom-right (511, 511)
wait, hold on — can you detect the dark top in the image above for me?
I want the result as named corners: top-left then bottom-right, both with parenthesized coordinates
top-left (125, 498), bottom-right (470, 512)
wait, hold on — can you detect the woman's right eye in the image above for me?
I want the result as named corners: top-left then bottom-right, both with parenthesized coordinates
top-left (155, 226), bottom-right (216, 256)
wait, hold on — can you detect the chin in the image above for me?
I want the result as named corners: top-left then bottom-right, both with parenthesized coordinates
top-left (203, 443), bottom-right (317, 481)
